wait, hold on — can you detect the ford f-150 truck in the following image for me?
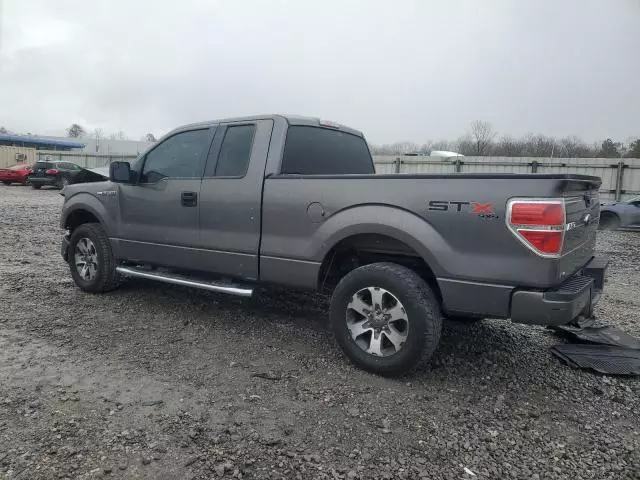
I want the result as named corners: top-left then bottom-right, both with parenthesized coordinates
top-left (60, 115), bottom-right (607, 374)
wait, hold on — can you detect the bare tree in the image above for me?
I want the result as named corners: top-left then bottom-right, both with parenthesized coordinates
top-left (109, 130), bottom-right (129, 141)
top-left (470, 120), bottom-right (495, 155)
top-left (389, 142), bottom-right (419, 155)
top-left (92, 128), bottom-right (104, 153)
top-left (431, 140), bottom-right (453, 152)
top-left (67, 123), bottom-right (86, 138)
top-left (559, 136), bottom-right (594, 158)
top-left (455, 134), bottom-right (476, 156)
top-left (493, 136), bottom-right (525, 156)
top-left (0, 126), bottom-right (8, 134)
top-left (145, 133), bottom-right (157, 142)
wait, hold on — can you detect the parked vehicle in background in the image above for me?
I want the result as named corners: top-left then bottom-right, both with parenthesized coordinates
top-left (0, 163), bottom-right (32, 185)
top-left (28, 161), bottom-right (107, 190)
top-left (599, 196), bottom-right (640, 230)
top-left (59, 115), bottom-right (608, 375)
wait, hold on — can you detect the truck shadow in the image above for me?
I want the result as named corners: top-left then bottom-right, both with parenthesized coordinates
top-left (117, 278), bottom-right (553, 384)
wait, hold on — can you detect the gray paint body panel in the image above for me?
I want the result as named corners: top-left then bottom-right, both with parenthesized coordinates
top-left (60, 114), bottom-right (604, 323)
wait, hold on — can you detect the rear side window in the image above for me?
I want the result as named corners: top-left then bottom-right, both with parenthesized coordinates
top-left (34, 162), bottom-right (53, 169)
top-left (214, 125), bottom-right (255, 177)
top-left (281, 126), bottom-right (374, 175)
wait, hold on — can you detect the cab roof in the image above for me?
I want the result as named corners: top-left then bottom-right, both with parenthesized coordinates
top-left (175, 114), bottom-right (364, 138)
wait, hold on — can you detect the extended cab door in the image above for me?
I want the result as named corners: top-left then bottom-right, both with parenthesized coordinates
top-left (113, 127), bottom-right (215, 268)
top-left (196, 119), bottom-right (274, 280)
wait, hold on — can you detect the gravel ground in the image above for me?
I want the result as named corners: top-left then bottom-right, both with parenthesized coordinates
top-left (0, 185), bottom-right (639, 480)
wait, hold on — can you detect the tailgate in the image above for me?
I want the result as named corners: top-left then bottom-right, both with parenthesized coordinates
top-left (559, 178), bottom-right (601, 279)
top-left (32, 162), bottom-right (54, 177)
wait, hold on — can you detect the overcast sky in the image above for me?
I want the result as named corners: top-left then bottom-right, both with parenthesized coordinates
top-left (0, 0), bottom-right (638, 144)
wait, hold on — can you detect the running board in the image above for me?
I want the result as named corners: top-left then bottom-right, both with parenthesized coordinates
top-left (115, 266), bottom-right (254, 297)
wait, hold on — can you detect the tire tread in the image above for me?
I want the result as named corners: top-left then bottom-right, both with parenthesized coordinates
top-left (331, 262), bottom-right (443, 375)
top-left (69, 223), bottom-right (120, 293)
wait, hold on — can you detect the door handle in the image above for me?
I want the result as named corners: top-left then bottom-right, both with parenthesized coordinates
top-left (181, 191), bottom-right (198, 207)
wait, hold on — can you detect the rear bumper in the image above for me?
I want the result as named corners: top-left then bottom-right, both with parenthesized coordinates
top-left (29, 177), bottom-right (57, 186)
top-left (510, 256), bottom-right (608, 326)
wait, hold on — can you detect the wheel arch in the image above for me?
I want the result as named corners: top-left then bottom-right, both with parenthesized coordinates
top-left (315, 206), bottom-right (449, 298)
top-left (61, 194), bottom-right (112, 234)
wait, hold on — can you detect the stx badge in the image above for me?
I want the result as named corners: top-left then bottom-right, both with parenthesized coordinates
top-left (428, 200), bottom-right (499, 219)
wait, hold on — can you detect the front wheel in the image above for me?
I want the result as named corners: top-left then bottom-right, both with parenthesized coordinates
top-left (2, 181), bottom-right (10, 185)
top-left (68, 223), bottom-right (120, 293)
top-left (598, 212), bottom-right (620, 231)
top-left (57, 177), bottom-right (70, 189)
top-left (330, 262), bottom-right (443, 375)
top-left (31, 184), bottom-right (41, 190)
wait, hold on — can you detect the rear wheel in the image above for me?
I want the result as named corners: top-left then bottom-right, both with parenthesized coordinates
top-left (68, 223), bottom-right (120, 293)
top-left (2, 181), bottom-right (10, 185)
top-left (31, 184), bottom-right (41, 190)
top-left (599, 212), bottom-right (620, 231)
top-left (330, 262), bottom-right (442, 375)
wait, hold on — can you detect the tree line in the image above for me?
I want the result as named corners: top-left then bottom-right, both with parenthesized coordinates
top-left (66, 123), bottom-right (157, 143)
top-left (3, 121), bottom-right (639, 158)
top-left (370, 120), bottom-right (640, 159)
top-left (0, 124), bottom-right (157, 143)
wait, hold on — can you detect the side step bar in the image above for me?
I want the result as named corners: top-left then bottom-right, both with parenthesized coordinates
top-left (115, 266), bottom-right (254, 297)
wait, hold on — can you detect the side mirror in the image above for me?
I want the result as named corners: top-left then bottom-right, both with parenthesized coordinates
top-left (109, 161), bottom-right (132, 183)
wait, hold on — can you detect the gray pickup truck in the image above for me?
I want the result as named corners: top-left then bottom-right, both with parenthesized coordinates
top-left (60, 114), bottom-right (607, 374)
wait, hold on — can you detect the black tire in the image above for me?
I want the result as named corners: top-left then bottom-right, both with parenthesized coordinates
top-left (68, 223), bottom-right (120, 293)
top-left (598, 212), bottom-right (620, 231)
top-left (31, 184), bottom-right (41, 190)
top-left (330, 262), bottom-right (442, 375)
top-left (2, 181), bottom-right (10, 186)
top-left (57, 177), bottom-right (70, 189)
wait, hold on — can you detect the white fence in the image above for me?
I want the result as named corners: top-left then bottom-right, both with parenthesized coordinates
top-left (33, 151), bottom-right (640, 202)
top-left (374, 156), bottom-right (640, 201)
top-left (0, 146), bottom-right (37, 168)
top-left (36, 150), bottom-right (138, 169)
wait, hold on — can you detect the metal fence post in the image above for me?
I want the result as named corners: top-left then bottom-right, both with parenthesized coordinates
top-left (394, 157), bottom-right (401, 173)
top-left (615, 160), bottom-right (625, 201)
top-left (531, 160), bottom-right (539, 173)
top-left (455, 158), bottom-right (462, 173)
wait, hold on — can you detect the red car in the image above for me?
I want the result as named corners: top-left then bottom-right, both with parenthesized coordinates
top-left (0, 163), bottom-right (32, 185)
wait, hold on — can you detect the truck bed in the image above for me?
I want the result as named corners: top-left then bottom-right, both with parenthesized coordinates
top-left (260, 173), bottom-right (601, 318)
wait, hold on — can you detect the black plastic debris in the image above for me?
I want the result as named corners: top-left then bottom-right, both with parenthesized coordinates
top-left (553, 325), bottom-right (640, 350)
top-left (550, 344), bottom-right (640, 375)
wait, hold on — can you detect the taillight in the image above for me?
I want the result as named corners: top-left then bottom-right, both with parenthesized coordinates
top-left (507, 199), bottom-right (565, 256)
top-left (45, 168), bottom-right (59, 175)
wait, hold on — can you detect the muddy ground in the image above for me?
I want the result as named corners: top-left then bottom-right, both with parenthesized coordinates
top-left (0, 185), bottom-right (639, 480)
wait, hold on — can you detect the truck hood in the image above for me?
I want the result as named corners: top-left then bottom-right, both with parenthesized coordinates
top-left (88, 167), bottom-right (110, 179)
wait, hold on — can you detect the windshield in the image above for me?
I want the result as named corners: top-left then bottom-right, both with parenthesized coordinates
top-left (34, 161), bottom-right (54, 169)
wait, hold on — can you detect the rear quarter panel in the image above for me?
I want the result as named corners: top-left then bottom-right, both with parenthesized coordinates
top-left (260, 175), bottom-right (595, 289)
